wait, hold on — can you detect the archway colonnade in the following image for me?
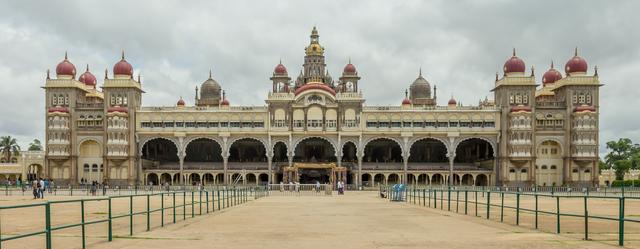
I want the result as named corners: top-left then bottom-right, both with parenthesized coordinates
top-left (139, 135), bottom-right (497, 186)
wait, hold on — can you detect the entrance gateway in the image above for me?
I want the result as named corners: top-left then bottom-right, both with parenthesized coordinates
top-left (282, 163), bottom-right (347, 184)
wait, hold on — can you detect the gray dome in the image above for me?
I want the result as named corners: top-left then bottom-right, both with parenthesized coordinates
top-left (410, 75), bottom-right (431, 99)
top-left (200, 78), bottom-right (221, 100)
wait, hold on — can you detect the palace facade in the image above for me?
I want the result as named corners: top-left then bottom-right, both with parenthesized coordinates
top-left (42, 27), bottom-right (602, 187)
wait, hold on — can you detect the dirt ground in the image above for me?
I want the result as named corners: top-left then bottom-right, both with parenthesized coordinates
top-left (2, 191), bottom-right (632, 249)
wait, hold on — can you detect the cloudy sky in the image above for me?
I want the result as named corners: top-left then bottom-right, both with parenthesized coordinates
top-left (0, 0), bottom-right (638, 156)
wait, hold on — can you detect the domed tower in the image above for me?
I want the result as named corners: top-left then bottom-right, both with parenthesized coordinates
top-left (196, 70), bottom-right (222, 106)
top-left (339, 59), bottom-right (361, 92)
top-left (301, 26), bottom-right (327, 85)
top-left (270, 61), bottom-right (291, 93)
top-left (409, 68), bottom-right (437, 106)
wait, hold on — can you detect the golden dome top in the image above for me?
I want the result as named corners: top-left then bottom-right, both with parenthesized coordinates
top-left (306, 43), bottom-right (324, 56)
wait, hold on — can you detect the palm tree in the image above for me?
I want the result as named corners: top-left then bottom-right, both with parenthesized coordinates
top-left (0, 136), bottom-right (21, 162)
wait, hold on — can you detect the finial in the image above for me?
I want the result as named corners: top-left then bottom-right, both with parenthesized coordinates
top-left (104, 69), bottom-right (108, 79)
top-left (550, 60), bottom-right (554, 69)
top-left (405, 89), bottom-right (408, 98)
top-left (594, 65), bottom-right (598, 76)
top-left (64, 51), bottom-right (68, 60)
top-left (46, 69), bottom-right (50, 79)
top-left (86, 64), bottom-right (90, 72)
top-left (495, 72), bottom-right (499, 81)
top-left (530, 65), bottom-right (535, 76)
top-left (222, 90), bottom-right (226, 100)
top-left (512, 48), bottom-right (516, 57)
top-left (348, 57), bottom-right (351, 64)
top-left (121, 49), bottom-right (125, 60)
top-left (279, 58), bottom-right (282, 64)
top-left (137, 74), bottom-right (141, 83)
top-left (209, 69), bottom-right (212, 79)
top-left (419, 67), bottom-right (422, 77)
top-left (574, 47), bottom-right (578, 56)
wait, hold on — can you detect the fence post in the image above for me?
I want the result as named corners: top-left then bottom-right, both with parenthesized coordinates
top-left (206, 191), bottom-right (210, 213)
top-left (423, 189), bottom-right (426, 206)
top-left (500, 192), bottom-right (504, 222)
top-left (108, 198), bottom-right (112, 241)
top-left (516, 192), bottom-right (520, 225)
top-left (161, 193), bottom-right (164, 227)
top-left (556, 196), bottom-right (560, 234)
top-left (172, 192), bottom-right (176, 224)
top-left (535, 194), bottom-right (538, 229)
top-left (486, 191), bottom-right (491, 219)
top-left (583, 196), bottom-right (588, 241)
top-left (619, 197), bottom-right (625, 246)
top-left (191, 191), bottom-right (195, 218)
top-left (45, 202), bottom-right (51, 249)
top-left (456, 190), bottom-right (460, 213)
top-left (146, 194), bottom-right (150, 231)
top-left (217, 189), bottom-right (221, 211)
top-left (183, 191), bottom-right (186, 220)
top-left (447, 187), bottom-right (451, 211)
top-left (475, 190), bottom-right (478, 217)
top-left (464, 190), bottom-right (468, 215)
top-left (81, 200), bottom-right (86, 248)
top-left (129, 195), bottom-right (133, 236)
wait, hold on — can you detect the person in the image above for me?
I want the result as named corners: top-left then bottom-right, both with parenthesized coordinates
top-left (315, 180), bottom-right (321, 193)
top-left (337, 181), bottom-right (344, 195)
top-left (49, 179), bottom-right (55, 193)
top-left (279, 181), bottom-right (284, 192)
top-left (295, 181), bottom-right (300, 192)
top-left (44, 179), bottom-right (49, 193)
top-left (32, 180), bottom-right (38, 199)
top-left (90, 181), bottom-right (97, 196)
top-left (38, 178), bottom-right (45, 198)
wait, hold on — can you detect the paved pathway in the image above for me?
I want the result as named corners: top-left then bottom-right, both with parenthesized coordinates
top-left (92, 192), bottom-right (616, 249)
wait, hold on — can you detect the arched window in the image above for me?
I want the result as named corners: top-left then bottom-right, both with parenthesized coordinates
top-left (550, 165), bottom-right (557, 170)
top-left (541, 165), bottom-right (548, 170)
top-left (572, 168), bottom-right (579, 173)
top-left (521, 168), bottom-right (527, 173)
top-left (509, 168), bottom-right (516, 173)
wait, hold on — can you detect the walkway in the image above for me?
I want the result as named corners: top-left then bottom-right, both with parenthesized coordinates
top-left (92, 192), bottom-right (615, 249)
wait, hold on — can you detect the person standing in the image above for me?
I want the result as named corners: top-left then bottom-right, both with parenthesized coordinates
top-left (38, 178), bottom-right (45, 198)
top-left (32, 180), bottom-right (38, 199)
top-left (315, 180), bottom-right (321, 193)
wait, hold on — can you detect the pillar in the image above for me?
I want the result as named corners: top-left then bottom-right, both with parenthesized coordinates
top-left (267, 156), bottom-right (273, 184)
top-left (223, 156), bottom-right (228, 184)
top-left (402, 156), bottom-right (408, 184)
top-left (448, 155), bottom-right (454, 186)
top-left (357, 156), bottom-right (363, 187)
top-left (179, 156), bottom-right (185, 185)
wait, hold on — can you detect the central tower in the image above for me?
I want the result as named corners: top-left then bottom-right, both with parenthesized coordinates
top-left (297, 26), bottom-right (331, 86)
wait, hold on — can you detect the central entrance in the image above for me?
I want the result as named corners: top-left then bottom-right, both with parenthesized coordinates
top-left (282, 163), bottom-right (347, 184)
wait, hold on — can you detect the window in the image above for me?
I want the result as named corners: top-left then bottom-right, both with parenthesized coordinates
top-left (253, 122), bottom-right (264, 128)
top-left (83, 164), bottom-right (90, 172)
top-left (294, 120), bottom-right (304, 128)
top-left (326, 120), bottom-right (336, 128)
top-left (92, 164), bottom-right (98, 172)
top-left (175, 122), bottom-right (184, 127)
top-left (185, 122), bottom-right (196, 128)
top-left (230, 122), bottom-right (241, 128)
top-left (141, 122), bottom-right (152, 128)
top-left (572, 95), bottom-right (578, 104)
top-left (366, 122), bottom-right (377, 128)
top-left (550, 165), bottom-right (557, 170)
top-left (586, 94), bottom-right (592, 104)
top-left (53, 95), bottom-right (58, 105)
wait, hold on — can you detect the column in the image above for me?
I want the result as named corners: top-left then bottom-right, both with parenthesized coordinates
top-left (179, 156), bottom-right (185, 185)
top-left (223, 156), bottom-right (228, 184)
top-left (357, 156), bottom-right (363, 187)
top-left (448, 156), bottom-right (454, 187)
top-left (402, 156), bottom-right (408, 184)
top-left (267, 156), bottom-right (273, 185)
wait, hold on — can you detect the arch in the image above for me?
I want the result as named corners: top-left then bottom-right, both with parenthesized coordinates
top-left (228, 136), bottom-right (268, 153)
top-left (453, 136), bottom-right (497, 158)
top-left (293, 137), bottom-right (337, 163)
top-left (160, 173), bottom-right (172, 185)
top-left (536, 138), bottom-right (564, 155)
top-left (362, 137), bottom-right (403, 163)
top-left (258, 173), bottom-right (269, 184)
top-left (475, 174), bottom-right (488, 186)
top-left (461, 174), bottom-right (474, 185)
top-left (453, 137), bottom-right (495, 164)
top-left (341, 141), bottom-right (357, 162)
top-left (215, 174), bottom-right (224, 184)
top-left (231, 173), bottom-right (243, 184)
top-left (373, 174), bottom-right (385, 185)
top-left (246, 173), bottom-right (257, 184)
top-left (141, 138), bottom-right (179, 163)
top-left (431, 174), bottom-right (444, 185)
top-left (272, 141), bottom-right (288, 162)
top-left (228, 137), bottom-right (267, 163)
top-left (147, 173), bottom-right (159, 185)
top-left (183, 136), bottom-right (224, 156)
top-left (189, 174), bottom-right (201, 184)
top-left (292, 136), bottom-right (338, 156)
top-left (408, 137), bottom-right (449, 163)
top-left (417, 174), bottom-right (429, 185)
top-left (407, 174), bottom-right (417, 185)
top-left (172, 173), bottom-right (181, 184)
top-left (363, 136), bottom-right (404, 154)
top-left (139, 136), bottom-right (180, 156)
top-left (387, 173), bottom-right (400, 184)
top-left (184, 138), bottom-right (223, 162)
top-left (361, 173), bottom-right (371, 186)
top-left (407, 137), bottom-right (450, 157)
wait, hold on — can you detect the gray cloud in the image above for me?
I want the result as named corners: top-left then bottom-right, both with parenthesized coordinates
top-left (0, 0), bottom-right (638, 156)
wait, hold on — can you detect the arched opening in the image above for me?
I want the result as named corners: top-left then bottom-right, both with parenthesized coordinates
top-left (27, 164), bottom-right (43, 181)
top-left (231, 173), bottom-right (243, 184)
top-left (184, 138), bottom-right (223, 167)
top-left (407, 174), bottom-right (417, 185)
top-left (461, 174), bottom-right (474, 185)
top-left (475, 174), bottom-right (488, 186)
top-left (432, 174), bottom-right (444, 185)
top-left (160, 173), bottom-right (172, 185)
top-left (361, 174), bottom-right (371, 186)
top-left (363, 138), bottom-right (402, 168)
top-left (78, 140), bottom-right (103, 183)
top-left (387, 173), bottom-right (400, 184)
top-left (147, 173), bottom-right (159, 185)
top-left (452, 174), bottom-right (461, 185)
top-left (536, 140), bottom-right (563, 186)
top-left (374, 174), bottom-right (385, 185)
top-left (229, 138), bottom-right (267, 162)
top-left (215, 174), bottom-right (224, 184)
top-left (417, 174), bottom-right (429, 185)
top-left (246, 174), bottom-right (257, 185)
top-left (294, 137), bottom-right (336, 162)
top-left (408, 138), bottom-right (448, 163)
top-left (172, 173), bottom-right (181, 184)
top-left (142, 138), bottom-right (179, 169)
top-left (272, 141), bottom-right (288, 162)
top-left (189, 174), bottom-right (201, 185)
top-left (203, 173), bottom-right (214, 185)
top-left (341, 142), bottom-right (357, 163)
top-left (258, 173), bottom-right (269, 185)
top-left (454, 138), bottom-right (494, 170)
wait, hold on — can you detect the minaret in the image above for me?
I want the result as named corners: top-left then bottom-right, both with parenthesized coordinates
top-left (302, 26), bottom-right (326, 84)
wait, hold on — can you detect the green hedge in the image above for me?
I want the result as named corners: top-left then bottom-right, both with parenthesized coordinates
top-left (611, 179), bottom-right (640, 187)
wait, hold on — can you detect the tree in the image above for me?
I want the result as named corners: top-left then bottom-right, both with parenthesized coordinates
top-left (28, 139), bottom-right (42, 151)
top-left (605, 138), bottom-right (633, 168)
top-left (598, 159), bottom-right (608, 172)
top-left (0, 136), bottom-right (21, 162)
top-left (614, 160), bottom-right (632, 181)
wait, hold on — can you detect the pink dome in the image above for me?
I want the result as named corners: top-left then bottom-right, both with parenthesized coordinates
top-left (107, 106), bottom-right (128, 113)
top-left (510, 105), bottom-right (532, 113)
top-left (294, 83), bottom-right (336, 96)
top-left (56, 54), bottom-right (76, 78)
top-left (113, 52), bottom-right (133, 76)
top-left (274, 63), bottom-right (287, 74)
top-left (565, 49), bottom-right (588, 74)
top-left (402, 98), bottom-right (412, 105)
top-left (344, 63), bottom-right (356, 74)
top-left (78, 65), bottom-right (97, 86)
top-left (503, 55), bottom-right (526, 74)
top-left (542, 63), bottom-right (562, 85)
top-left (177, 98), bottom-right (185, 106)
top-left (448, 97), bottom-right (457, 105)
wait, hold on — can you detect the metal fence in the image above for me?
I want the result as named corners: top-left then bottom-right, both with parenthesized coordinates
top-left (380, 185), bottom-right (640, 247)
top-left (0, 186), bottom-right (267, 249)
top-left (266, 184), bottom-right (333, 196)
top-left (0, 184), bottom-right (269, 197)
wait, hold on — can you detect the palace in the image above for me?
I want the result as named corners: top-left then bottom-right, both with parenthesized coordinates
top-left (42, 27), bottom-right (602, 187)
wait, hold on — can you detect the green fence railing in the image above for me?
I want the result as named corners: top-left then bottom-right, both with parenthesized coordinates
top-left (380, 185), bottom-right (640, 247)
top-left (0, 185), bottom-right (268, 249)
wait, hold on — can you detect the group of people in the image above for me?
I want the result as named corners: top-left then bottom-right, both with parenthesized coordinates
top-left (31, 178), bottom-right (54, 199)
top-left (336, 181), bottom-right (346, 195)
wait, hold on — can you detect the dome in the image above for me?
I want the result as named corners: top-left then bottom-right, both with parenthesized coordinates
top-left (294, 82), bottom-right (336, 96)
top-left (565, 49), bottom-right (588, 75)
top-left (107, 106), bottom-right (128, 113)
top-left (448, 97), bottom-right (457, 105)
top-left (56, 53), bottom-right (76, 78)
top-left (78, 65), bottom-right (97, 86)
top-left (402, 98), bottom-right (412, 105)
top-left (503, 50), bottom-right (526, 74)
top-left (177, 97), bottom-right (185, 106)
top-left (113, 52), bottom-right (133, 76)
top-left (200, 78), bottom-right (221, 99)
top-left (410, 70), bottom-right (431, 99)
top-left (220, 98), bottom-right (229, 106)
top-left (574, 105), bottom-right (596, 113)
top-left (510, 105), bottom-right (532, 113)
top-left (542, 62), bottom-right (562, 86)
top-left (343, 62), bottom-right (356, 74)
top-left (274, 63), bottom-right (287, 75)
